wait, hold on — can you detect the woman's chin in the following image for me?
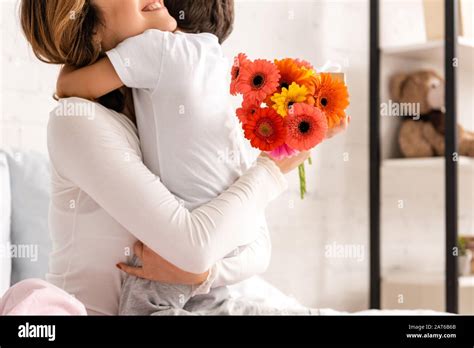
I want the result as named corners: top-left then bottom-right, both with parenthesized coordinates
top-left (165, 18), bottom-right (178, 32)
top-left (150, 21), bottom-right (177, 33)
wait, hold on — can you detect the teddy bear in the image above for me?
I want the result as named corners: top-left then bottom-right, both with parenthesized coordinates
top-left (389, 70), bottom-right (474, 158)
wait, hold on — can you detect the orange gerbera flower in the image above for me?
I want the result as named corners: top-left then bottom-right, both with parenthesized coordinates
top-left (313, 73), bottom-right (350, 129)
top-left (275, 58), bottom-right (315, 92)
top-left (294, 59), bottom-right (315, 71)
top-left (236, 59), bottom-right (280, 104)
top-left (230, 53), bottom-right (249, 96)
top-left (285, 103), bottom-right (328, 151)
top-left (265, 58), bottom-right (315, 106)
top-left (243, 108), bottom-right (286, 151)
top-left (236, 98), bottom-right (259, 125)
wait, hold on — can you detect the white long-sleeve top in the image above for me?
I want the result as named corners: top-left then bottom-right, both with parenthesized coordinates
top-left (46, 98), bottom-right (287, 315)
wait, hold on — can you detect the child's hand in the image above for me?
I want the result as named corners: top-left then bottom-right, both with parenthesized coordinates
top-left (326, 116), bottom-right (351, 139)
top-left (56, 65), bottom-right (77, 99)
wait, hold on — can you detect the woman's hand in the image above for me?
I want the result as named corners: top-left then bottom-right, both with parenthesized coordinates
top-left (326, 115), bottom-right (351, 139)
top-left (263, 151), bottom-right (311, 174)
top-left (116, 241), bottom-right (209, 285)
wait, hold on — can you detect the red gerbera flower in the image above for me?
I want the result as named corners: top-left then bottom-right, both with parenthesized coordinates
top-left (230, 53), bottom-right (249, 96)
top-left (236, 59), bottom-right (280, 104)
top-left (285, 103), bottom-right (328, 151)
top-left (243, 108), bottom-right (286, 151)
top-left (236, 98), bottom-right (260, 125)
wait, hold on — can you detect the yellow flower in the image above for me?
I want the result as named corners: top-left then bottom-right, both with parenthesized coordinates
top-left (270, 82), bottom-right (308, 117)
top-left (300, 67), bottom-right (316, 79)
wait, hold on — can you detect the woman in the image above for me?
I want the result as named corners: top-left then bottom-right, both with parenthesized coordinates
top-left (19, 0), bottom-right (312, 315)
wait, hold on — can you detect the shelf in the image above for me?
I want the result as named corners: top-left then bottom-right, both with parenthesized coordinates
top-left (383, 271), bottom-right (474, 287)
top-left (381, 36), bottom-right (474, 64)
top-left (382, 40), bottom-right (444, 59)
top-left (460, 275), bottom-right (474, 288)
top-left (381, 156), bottom-right (474, 200)
top-left (382, 156), bottom-right (474, 170)
top-left (458, 36), bottom-right (474, 49)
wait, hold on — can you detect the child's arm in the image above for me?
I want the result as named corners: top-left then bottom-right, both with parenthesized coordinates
top-left (57, 57), bottom-right (124, 100)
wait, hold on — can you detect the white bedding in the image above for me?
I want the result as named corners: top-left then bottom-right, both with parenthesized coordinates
top-left (228, 276), bottom-right (307, 310)
top-left (229, 277), bottom-right (450, 315)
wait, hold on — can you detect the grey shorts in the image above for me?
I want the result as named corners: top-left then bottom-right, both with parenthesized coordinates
top-left (119, 256), bottom-right (315, 316)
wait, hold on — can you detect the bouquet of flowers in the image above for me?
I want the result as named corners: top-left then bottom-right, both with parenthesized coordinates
top-left (230, 54), bottom-right (350, 199)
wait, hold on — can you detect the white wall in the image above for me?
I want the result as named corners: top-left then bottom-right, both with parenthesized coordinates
top-left (1, 0), bottom-right (371, 311)
top-left (1, 0), bottom-right (59, 154)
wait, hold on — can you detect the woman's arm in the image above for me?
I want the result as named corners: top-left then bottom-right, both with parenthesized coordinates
top-left (210, 223), bottom-right (271, 289)
top-left (48, 99), bottom-right (292, 274)
top-left (206, 117), bottom-right (351, 287)
top-left (216, 230), bottom-right (270, 287)
top-left (117, 118), bottom-right (350, 285)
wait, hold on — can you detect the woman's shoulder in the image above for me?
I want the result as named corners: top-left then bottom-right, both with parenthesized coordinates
top-left (49, 98), bottom-right (138, 138)
top-left (50, 97), bottom-right (135, 128)
top-left (48, 97), bottom-right (141, 158)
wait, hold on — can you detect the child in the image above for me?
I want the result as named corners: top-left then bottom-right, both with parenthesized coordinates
top-left (58, 0), bottom-right (271, 315)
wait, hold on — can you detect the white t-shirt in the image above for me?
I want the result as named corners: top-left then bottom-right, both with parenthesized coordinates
top-left (107, 30), bottom-right (253, 210)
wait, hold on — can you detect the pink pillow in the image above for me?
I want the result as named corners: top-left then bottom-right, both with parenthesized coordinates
top-left (0, 279), bottom-right (87, 315)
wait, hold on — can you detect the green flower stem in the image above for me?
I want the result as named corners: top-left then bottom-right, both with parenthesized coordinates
top-left (308, 156), bottom-right (313, 165)
top-left (298, 163), bottom-right (306, 200)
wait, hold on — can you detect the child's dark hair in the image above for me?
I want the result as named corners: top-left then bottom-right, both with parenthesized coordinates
top-left (166, 0), bottom-right (235, 44)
